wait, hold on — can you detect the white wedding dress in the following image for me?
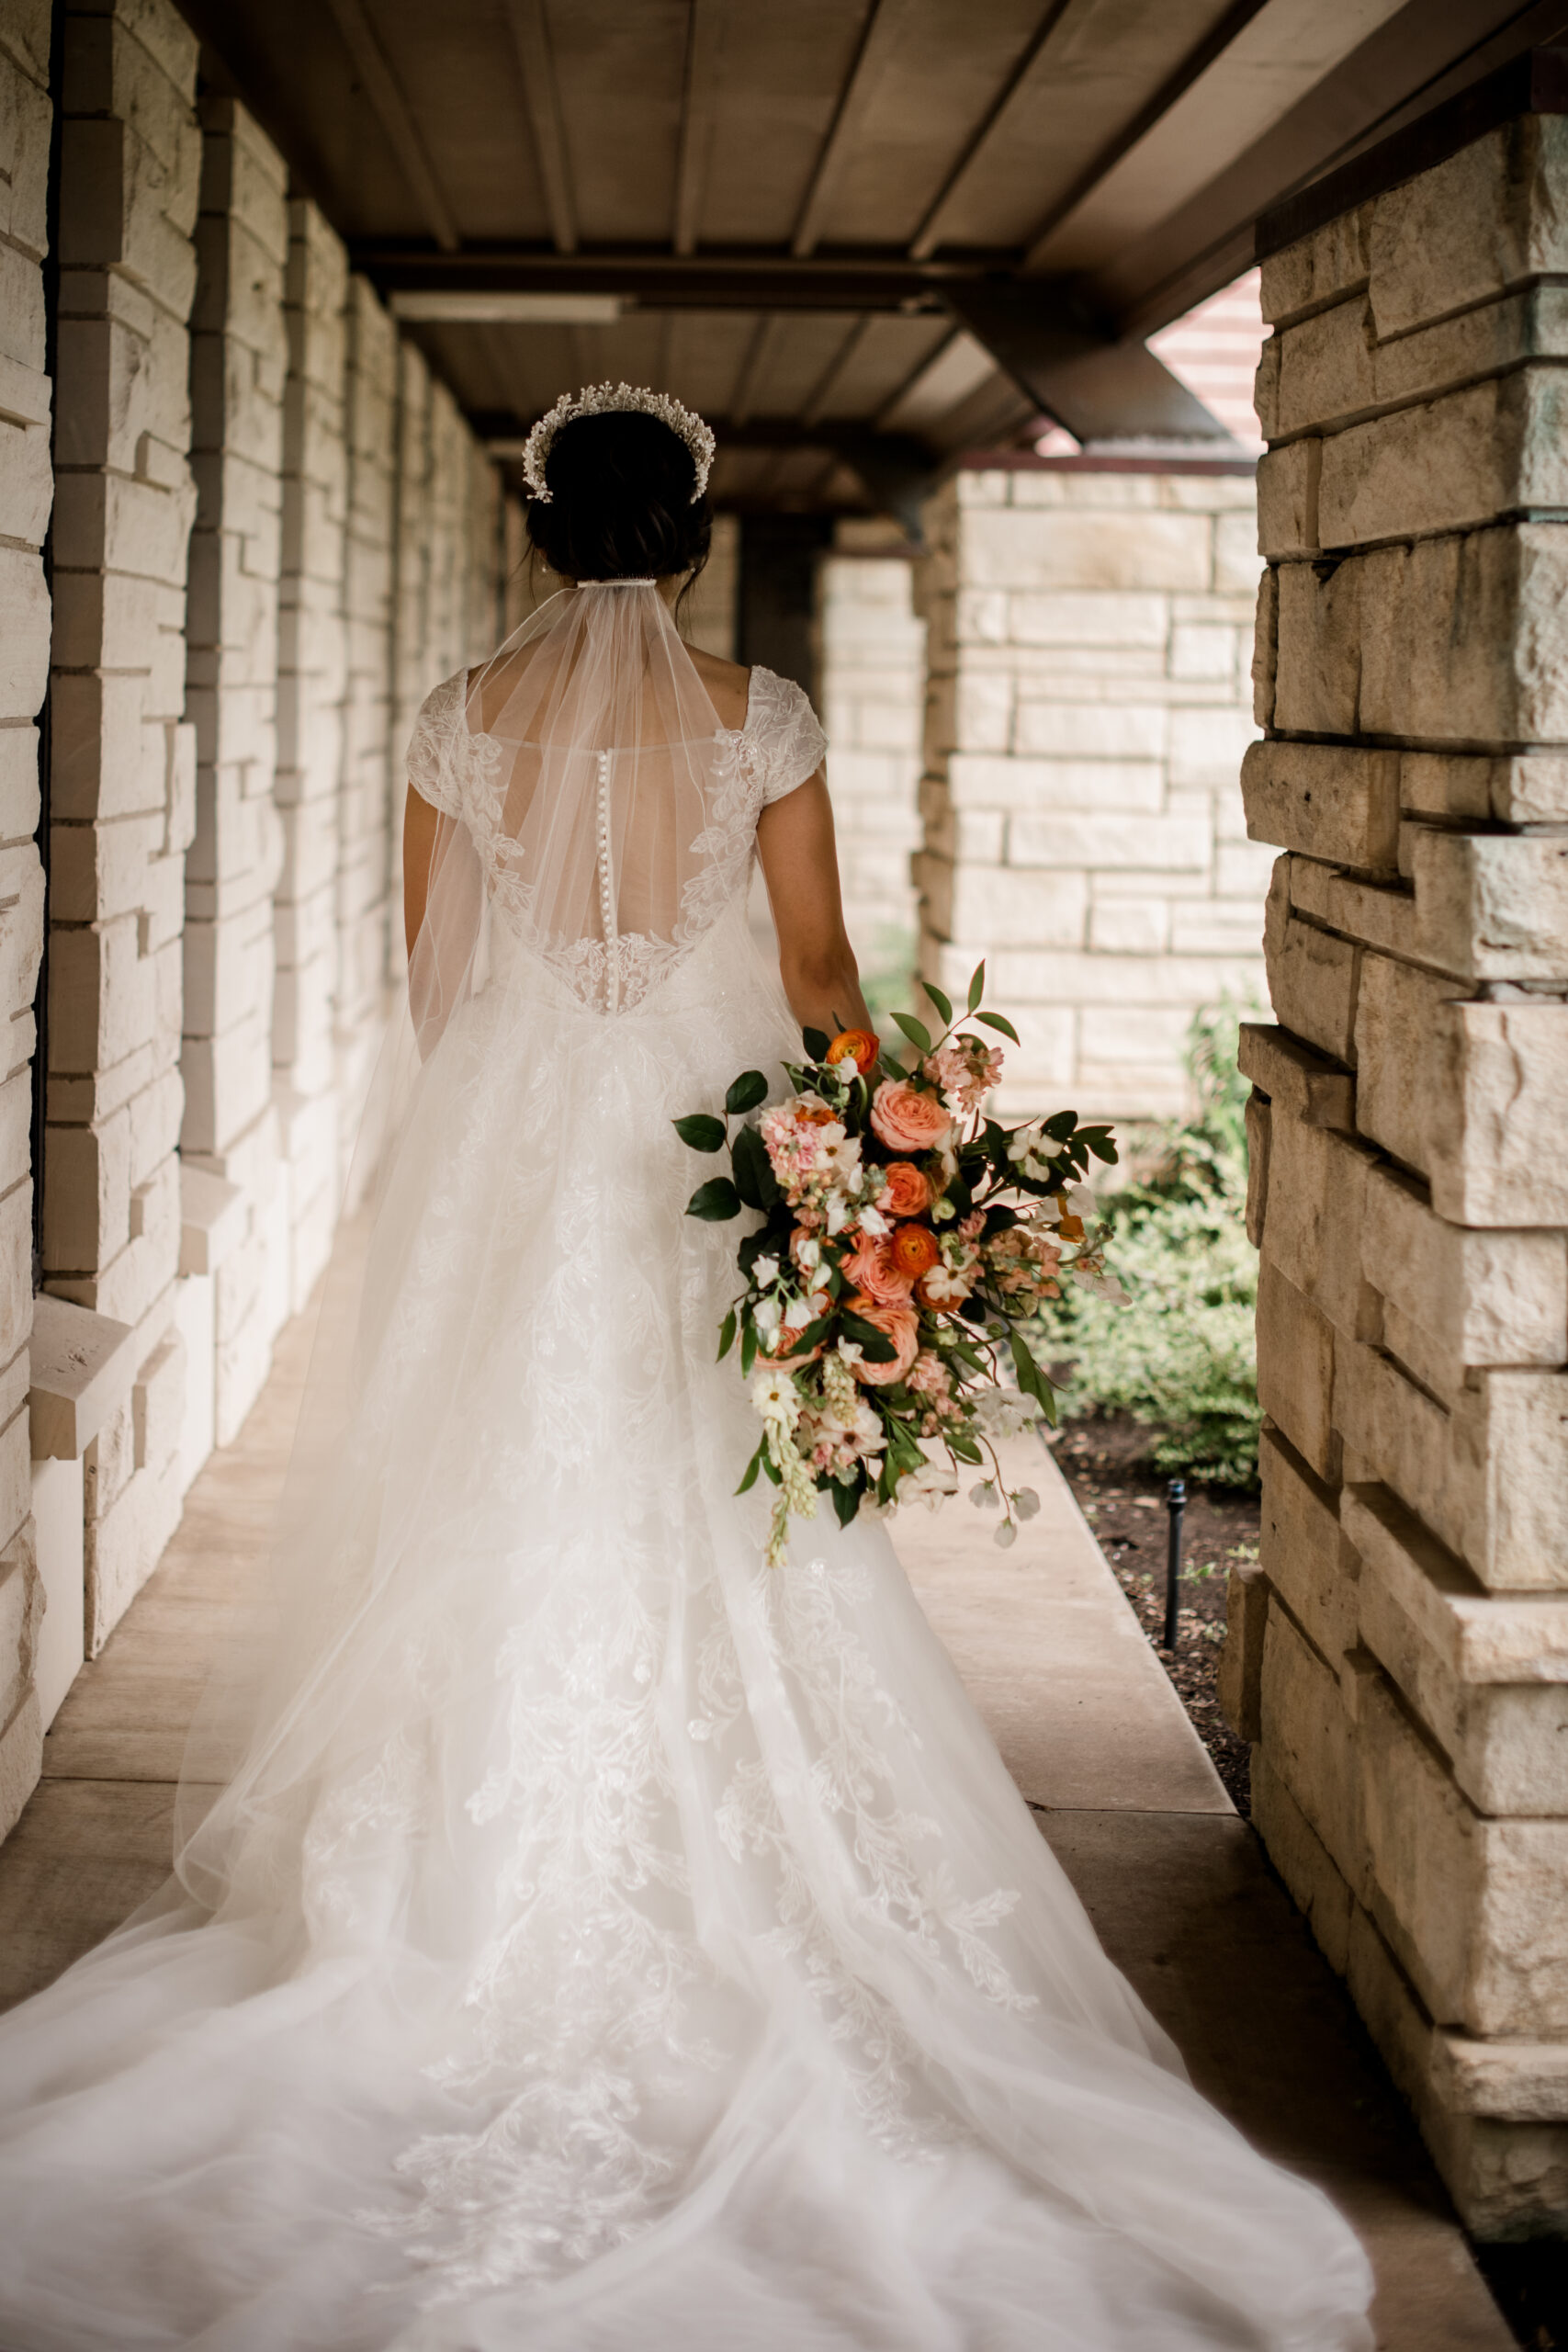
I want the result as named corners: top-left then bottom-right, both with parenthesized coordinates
top-left (0, 585), bottom-right (1373, 2351)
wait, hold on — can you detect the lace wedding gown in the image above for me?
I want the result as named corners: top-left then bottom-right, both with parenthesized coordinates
top-left (0, 587), bottom-right (1373, 2351)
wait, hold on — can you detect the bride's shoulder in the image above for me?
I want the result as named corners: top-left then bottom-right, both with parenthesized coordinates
top-left (683, 644), bottom-right (752, 732)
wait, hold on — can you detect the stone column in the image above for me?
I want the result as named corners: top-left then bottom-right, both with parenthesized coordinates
top-left (816, 533), bottom-right (925, 989)
top-left (0, 0), bottom-right (50, 1826)
top-left (335, 275), bottom-right (398, 1162)
top-left (1226, 106), bottom-right (1568, 2233)
top-left (274, 198), bottom-right (346, 1310)
top-left (48, 0), bottom-right (199, 1650)
top-left (390, 341), bottom-right (431, 777)
top-left (181, 96), bottom-right (288, 1445)
top-left (915, 459), bottom-right (1267, 1122)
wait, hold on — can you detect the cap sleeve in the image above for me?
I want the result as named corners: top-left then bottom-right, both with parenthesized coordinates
top-left (405, 673), bottom-right (468, 820)
top-left (740, 667), bottom-right (828, 807)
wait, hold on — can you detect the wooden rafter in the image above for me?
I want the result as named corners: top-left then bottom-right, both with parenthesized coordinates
top-left (791, 0), bottom-right (919, 260)
top-left (503, 0), bottom-right (580, 255)
top-left (321, 0), bottom-right (460, 251)
top-left (799, 315), bottom-right (870, 426)
top-left (906, 0), bottom-right (1079, 261)
top-left (673, 0), bottom-right (729, 257)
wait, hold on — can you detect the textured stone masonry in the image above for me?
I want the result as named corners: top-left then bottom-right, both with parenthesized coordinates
top-left (915, 462), bottom-right (1267, 1123)
top-left (1226, 110), bottom-right (1568, 2235)
top-left (817, 539), bottom-right (925, 987)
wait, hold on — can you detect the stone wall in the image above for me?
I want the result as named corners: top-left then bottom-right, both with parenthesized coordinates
top-left (49, 0), bottom-right (198, 1651)
top-left (1224, 112), bottom-right (1568, 2234)
top-left (915, 460), bottom-right (1267, 1122)
top-left (817, 539), bottom-right (925, 989)
top-left (0, 0), bottom-right (50, 1831)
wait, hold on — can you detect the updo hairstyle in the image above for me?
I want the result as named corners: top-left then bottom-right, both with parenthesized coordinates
top-left (525, 410), bottom-right (712, 588)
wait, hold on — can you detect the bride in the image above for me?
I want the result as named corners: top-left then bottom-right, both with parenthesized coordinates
top-left (0, 386), bottom-right (1373, 2350)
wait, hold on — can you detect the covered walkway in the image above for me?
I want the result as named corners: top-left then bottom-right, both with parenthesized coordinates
top-left (0, 1285), bottom-right (1512, 2351)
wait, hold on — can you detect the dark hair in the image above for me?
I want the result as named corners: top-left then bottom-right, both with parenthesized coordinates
top-left (525, 410), bottom-right (712, 587)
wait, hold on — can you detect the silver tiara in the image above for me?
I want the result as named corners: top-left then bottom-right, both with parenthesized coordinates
top-left (523, 382), bottom-right (716, 504)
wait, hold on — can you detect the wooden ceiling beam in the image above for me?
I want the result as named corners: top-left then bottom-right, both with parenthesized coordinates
top-left (321, 0), bottom-right (461, 251)
top-left (791, 0), bottom-right (919, 259)
top-left (943, 277), bottom-right (1235, 445)
top-left (354, 244), bottom-right (956, 311)
top-left (673, 0), bottom-right (730, 256)
top-left (906, 0), bottom-right (1081, 262)
top-left (503, 0), bottom-right (580, 254)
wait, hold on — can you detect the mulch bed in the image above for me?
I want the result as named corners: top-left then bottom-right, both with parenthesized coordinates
top-left (1047, 1410), bottom-right (1258, 1815)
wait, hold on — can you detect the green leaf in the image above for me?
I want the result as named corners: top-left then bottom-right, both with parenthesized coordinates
top-left (760, 1447), bottom-right (782, 1485)
top-left (950, 1432), bottom-right (982, 1464)
top-left (740, 1320), bottom-right (758, 1377)
top-left (840, 1309), bottom-right (897, 1364)
top-left (831, 1479), bottom-right (862, 1529)
top-left (1044, 1110), bottom-right (1078, 1140)
top-left (735, 1438), bottom-right (766, 1495)
top-left (1089, 1135), bottom-right (1119, 1164)
top-left (802, 1027), bottom-right (829, 1063)
top-left (686, 1178), bottom-right (741, 1221)
top-left (892, 1011), bottom-right (932, 1054)
top-left (923, 982), bottom-right (953, 1026)
top-left (731, 1123), bottom-right (780, 1212)
top-left (967, 960), bottom-right (986, 1013)
top-left (673, 1112), bottom-right (728, 1152)
top-left (976, 1010), bottom-right (1020, 1045)
top-left (879, 1050), bottom-right (907, 1082)
top-left (726, 1069), bottom-right (769, 1115)
top-left (716, 1307), bottom-right (737, 1362)
top-left (1009, 1330), bottom-right (1058, 1426)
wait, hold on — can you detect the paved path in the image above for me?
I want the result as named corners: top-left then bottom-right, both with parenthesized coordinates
top-left (0, 1302), bottom-right (1510, 2350)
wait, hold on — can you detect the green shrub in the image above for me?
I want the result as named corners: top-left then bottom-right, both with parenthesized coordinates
top-left (1043, 1003), bottom-right (1262, 1487)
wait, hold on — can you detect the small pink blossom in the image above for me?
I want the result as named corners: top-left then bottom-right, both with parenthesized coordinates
top-left (924, 1035), bottom-right (1004, 1115)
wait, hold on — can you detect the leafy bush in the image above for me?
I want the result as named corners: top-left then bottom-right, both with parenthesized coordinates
top-left (1043, 1003), bottom-right (1262, 1487)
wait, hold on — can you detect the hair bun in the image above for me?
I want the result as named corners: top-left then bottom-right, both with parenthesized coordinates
top-left (525, 408), bottom-right (712, 588)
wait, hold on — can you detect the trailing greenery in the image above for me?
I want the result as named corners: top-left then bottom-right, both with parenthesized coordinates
top-left (1042, 1002), bottom-right (1262, 1487)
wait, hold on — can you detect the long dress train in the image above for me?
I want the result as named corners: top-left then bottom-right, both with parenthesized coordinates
top-left (0, 588), bottom-right (1374, 2350)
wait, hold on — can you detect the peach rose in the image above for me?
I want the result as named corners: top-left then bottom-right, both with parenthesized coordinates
top-left (826, 1027), bottom-right (879, 1075)
top-left (841, 1232), bottom-right (914, 1306)
top-left (889, 1223), bottom-right (941, 1282)
top-left (869, 1080), bottom-right (951, 1155)
top-left (844, 1294), bottom-right (920, 1387)
top-left (879, 1160), bottom-right (932, 1218)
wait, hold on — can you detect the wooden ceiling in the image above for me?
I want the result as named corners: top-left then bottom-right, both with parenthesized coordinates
top-left (183, 0), bottom-right (1567, 515)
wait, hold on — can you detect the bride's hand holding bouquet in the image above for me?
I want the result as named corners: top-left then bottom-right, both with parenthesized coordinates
top-left (675, 963), bottom-right (1129, 1567)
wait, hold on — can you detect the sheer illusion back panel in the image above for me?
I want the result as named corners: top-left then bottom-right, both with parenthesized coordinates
top-left (404, 585), bottom-right (827, 1018)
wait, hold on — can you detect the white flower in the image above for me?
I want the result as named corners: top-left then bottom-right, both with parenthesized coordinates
top-left (752, 1253), bottom-right (780, 1288)
top-left (751, 1370), bottom-right (799, 1428)
top-left (795, 1236), bottom-right (822, 1272)
top-left (825, 1193), bottom-right (852, 1236)
top-left (971, 1388), bottom-right (1043, 1438)
top-left (857, 1202), bottom-right (889, 1237)
top-left (1065, 1182), bottom-right (1097, 1218)
top-left (836, 1339), bottom-right (865, 1369)
top-left (993, 1520), bottom-right (1019, 1550)
top-left (931, 1196), bottom-right (956, 1225)
top-left (753, 1295), bottom-right (783, 1337)
top-left (1070, 1266), bottom-right (1131, 1305)
top-left (1011, 1487), bottom-right (1041, 1521)
top-left (901, 1461), bottom-right (958, 1510)
top-left (969, 1479), bottom-right (999, 1510)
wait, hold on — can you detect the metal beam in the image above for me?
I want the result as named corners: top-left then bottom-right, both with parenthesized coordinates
top-left (673, 0), bottom-right (730, 255)
top-left (321, 0), bottom-right (460, 251)
top-left (503, 0), bottom-right (579, 254)
top-left (792, 0), bottom-right (919, 258)
top-left (943, 278), bottom-right (1236, 445)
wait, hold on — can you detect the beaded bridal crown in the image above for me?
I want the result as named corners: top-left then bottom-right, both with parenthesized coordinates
top-left (523, 383), bottom-right (716, 504)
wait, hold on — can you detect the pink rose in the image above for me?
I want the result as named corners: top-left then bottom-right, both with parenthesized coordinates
top-left (841, 1233), bottom-right (914, 1306)
top-left (845, 1295), bottom-right (920, 1387)
top-left (869, 1080), bottom-right (951, 1155)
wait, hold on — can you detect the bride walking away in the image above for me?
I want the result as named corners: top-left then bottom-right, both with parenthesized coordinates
top-left (0, 387), bottom-right (1373, 2349)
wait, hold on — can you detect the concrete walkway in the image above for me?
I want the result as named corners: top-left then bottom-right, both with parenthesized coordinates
top-left (0, 1303), bottom-right (1511, 2350)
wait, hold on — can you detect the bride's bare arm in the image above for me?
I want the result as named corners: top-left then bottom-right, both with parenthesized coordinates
top-left (755, 771), bottom-right (873, 1036)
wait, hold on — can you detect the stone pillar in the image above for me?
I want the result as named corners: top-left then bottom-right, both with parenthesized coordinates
top-left (816, 533), bottom-right (925, 989)
top-left (181, 96), bottom-right (288, 1445)
top-left (390, 340), bottom-right (431, 773)
top-left (336, 275), bottom-right (398, 1162)
top-left (683, 513), bottom-right (739, 660)
top-left (49, 0), bottom-right (199, 1650)
top-left (1227, 106), bottom-right (1568, 2234)
top-left (0, 0), bottom-right (51, 1826)
top-left (274, 198), bottom-right (346, 1310)
top-left (915, 459), bottom-right (1267, 1122)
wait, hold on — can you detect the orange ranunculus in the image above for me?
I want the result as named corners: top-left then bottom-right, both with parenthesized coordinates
top-left (826, 1027), bottom-right (879, 1075)
top-left (888, 1223), bottom-right (941, 1281)
top-left (843, 1294), bottom-right (920, 1387)
top-left (879, 1160), bottom-right (931, 1218)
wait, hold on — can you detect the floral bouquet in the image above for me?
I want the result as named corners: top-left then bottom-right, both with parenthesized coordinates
top-left (675, 963), bottom-right (1128, 1566)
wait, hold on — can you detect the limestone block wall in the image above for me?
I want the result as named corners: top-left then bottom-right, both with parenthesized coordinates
top-left (182, 95), bottom-right (288, 1447)
top-left (275, 198), bottom-right (347, 1310)
top-left (49, 0), bottom-right (198, 1649)
top-left (1224, 112), bottom-right (1568, 2235)
top-left (915, 462), bottom-right (1267, 1123)
top-left (0, 0), bottom-right (50, 1833)
top-left (817, 547), bottom-right (925, 985)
